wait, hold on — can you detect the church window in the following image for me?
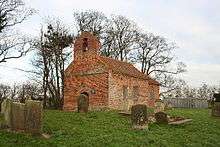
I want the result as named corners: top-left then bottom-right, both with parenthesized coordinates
top-left (82, 38), bottom-right (88, 52)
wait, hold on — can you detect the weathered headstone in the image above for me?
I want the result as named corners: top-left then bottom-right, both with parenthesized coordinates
top-left (212, 102), bottom-right (220, 117)
top-left (155, 112), bottom-right (168, 124)
top-left (11, 102), bottom-right (26, 130)
top-left (123, 99), bottom-right (134, 112)
top-left (1, 99), bottom-right (12, 128)
top-left (154, 100), bottom-right (165, 113)
top-left (77, 93), bottom-right (89, 113)
top-left (0, 113), bottom-right (5, 129)
top-left (25, 100), bottom-right (43, 134)
top-left (212, 94), bottom-right (220, 117)
top-left (131, 104), bottom-right (148, 130)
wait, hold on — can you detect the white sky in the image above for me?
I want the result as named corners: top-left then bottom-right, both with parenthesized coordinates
top-left (0, 0), bottom-right (219, 87)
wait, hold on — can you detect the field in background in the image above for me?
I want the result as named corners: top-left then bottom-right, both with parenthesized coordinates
top-left (0, 109), bottom-right (220, 147)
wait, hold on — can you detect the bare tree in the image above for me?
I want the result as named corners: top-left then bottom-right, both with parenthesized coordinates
top-left (32, 19), bottom-right (73, 108)
top-left (73, 10), bottom-right (108, 37)
top-left (17, 82), bottom-right (42, 103)
top-left (73, 10), bottom-right (139, 61)
top-left (0, 0), bottom-right (35, 64)
top-left (133, 32), bottom-right (186, 96)
top-left (106, 15), bottom-right (139, 61)
top-left (135, 33), bottom-right (186, 76)
top-left (0, 0), bottom-right (34, 32)
top-left (157, 75), bottom-right (187, 98)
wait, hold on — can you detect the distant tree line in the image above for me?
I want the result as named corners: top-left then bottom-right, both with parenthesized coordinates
top-left (163, 82), bottom-right (220, 100)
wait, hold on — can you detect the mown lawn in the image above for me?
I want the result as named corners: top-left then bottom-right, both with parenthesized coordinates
top-left (0, 108), bottom-right (220, 147)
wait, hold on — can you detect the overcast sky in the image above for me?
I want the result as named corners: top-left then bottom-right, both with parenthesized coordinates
top-left (0, 0), bottom-right (219, 87)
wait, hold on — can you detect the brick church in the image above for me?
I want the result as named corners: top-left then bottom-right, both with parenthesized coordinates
top-left (63, 32), bottom-right (160, 111)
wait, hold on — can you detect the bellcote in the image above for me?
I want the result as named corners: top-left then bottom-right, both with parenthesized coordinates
top-left (74, 32), bottom-right (101, 60)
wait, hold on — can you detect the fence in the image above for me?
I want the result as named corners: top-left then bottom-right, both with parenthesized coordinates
top-left (163, 98), bottom-right (208, 108)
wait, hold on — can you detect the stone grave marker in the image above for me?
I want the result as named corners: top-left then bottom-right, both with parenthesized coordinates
top-left (155, 112), bottom-right (168, 124)
top-left (212, 102), bottom-right (220, 117)
top-left (1, 99), bottom-right (12, 128)
top-left (131, 104), bottom-right (148, 130)
top-left (154, 100), bottom-right (165, 113)
top-left (25, 100), bottom-right (43, 134)
top-left (11, 102), bottom-right (26, 130)
top-left (212, 93), bottom-right (220, 117)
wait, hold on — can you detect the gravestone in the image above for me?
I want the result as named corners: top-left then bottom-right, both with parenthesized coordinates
top-left (1, 99), bottom-right (43, 134)
top-left (212, 102), bottom-right (220, 117)
top-left (0, 113), bottom-right (6, 129)
top-left (77, 93), bottom-right (89, 113)
top-left (155, 112), bottom-right (168, 124)
top-left (154, 100), bottom-right (165, 113)
top-left (1, 99), bottom-right (12, 128)
top-left (212, 94), bottom-right (220, 117)
top-left (25, 100), bottom-right (43, 134)
top-left (11, 102), bottom-right (26, 130)
top-left (123, 99), bottom-right (134, 112)
top-left (131, 104), bottom-right (148, 130)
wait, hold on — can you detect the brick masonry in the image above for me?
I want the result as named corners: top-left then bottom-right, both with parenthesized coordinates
top-left (63, 32), bottom-right (160, 111)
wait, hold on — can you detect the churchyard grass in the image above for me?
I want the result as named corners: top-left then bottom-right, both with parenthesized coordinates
top-left (0, 108), bottom-right (220, 147)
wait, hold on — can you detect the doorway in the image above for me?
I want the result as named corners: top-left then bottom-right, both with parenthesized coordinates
top-left (77, 92), bottom-right (89, 112)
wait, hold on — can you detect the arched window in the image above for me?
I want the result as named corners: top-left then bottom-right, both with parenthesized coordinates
top-left (82, 38), bottom-right (88, 52)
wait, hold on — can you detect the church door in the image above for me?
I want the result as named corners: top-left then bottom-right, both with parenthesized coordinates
top-left (77, 92), bottom-right (89, 113)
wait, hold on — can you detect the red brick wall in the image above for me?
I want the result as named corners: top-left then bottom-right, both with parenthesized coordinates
top-left (63, 32), bottom-right (108, 111)
top-left (63, 70), bottom-right (109, 111)
top-left (74, 32), bottom-right (100, 61)
top-left (108, 72), bottom-right (159, 110)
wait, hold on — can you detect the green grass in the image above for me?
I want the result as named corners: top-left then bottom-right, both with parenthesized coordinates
top-left (0, 109), bottom-right (220, 147)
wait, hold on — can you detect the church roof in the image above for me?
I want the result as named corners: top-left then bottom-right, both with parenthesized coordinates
top-left (99, 56), bottom-right (159, 85)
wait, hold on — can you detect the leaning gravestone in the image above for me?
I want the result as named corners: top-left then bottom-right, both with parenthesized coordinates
top-left (131, 104), bottom-right (148, 130)
top-left (11, 102), bottom-right (26, 130)
top-left (77, 94), bottom-right (89, 113)
top-left (25, 100), bottom-right (43, 134)
top-left (155, 112), bottom-right (168, 124)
